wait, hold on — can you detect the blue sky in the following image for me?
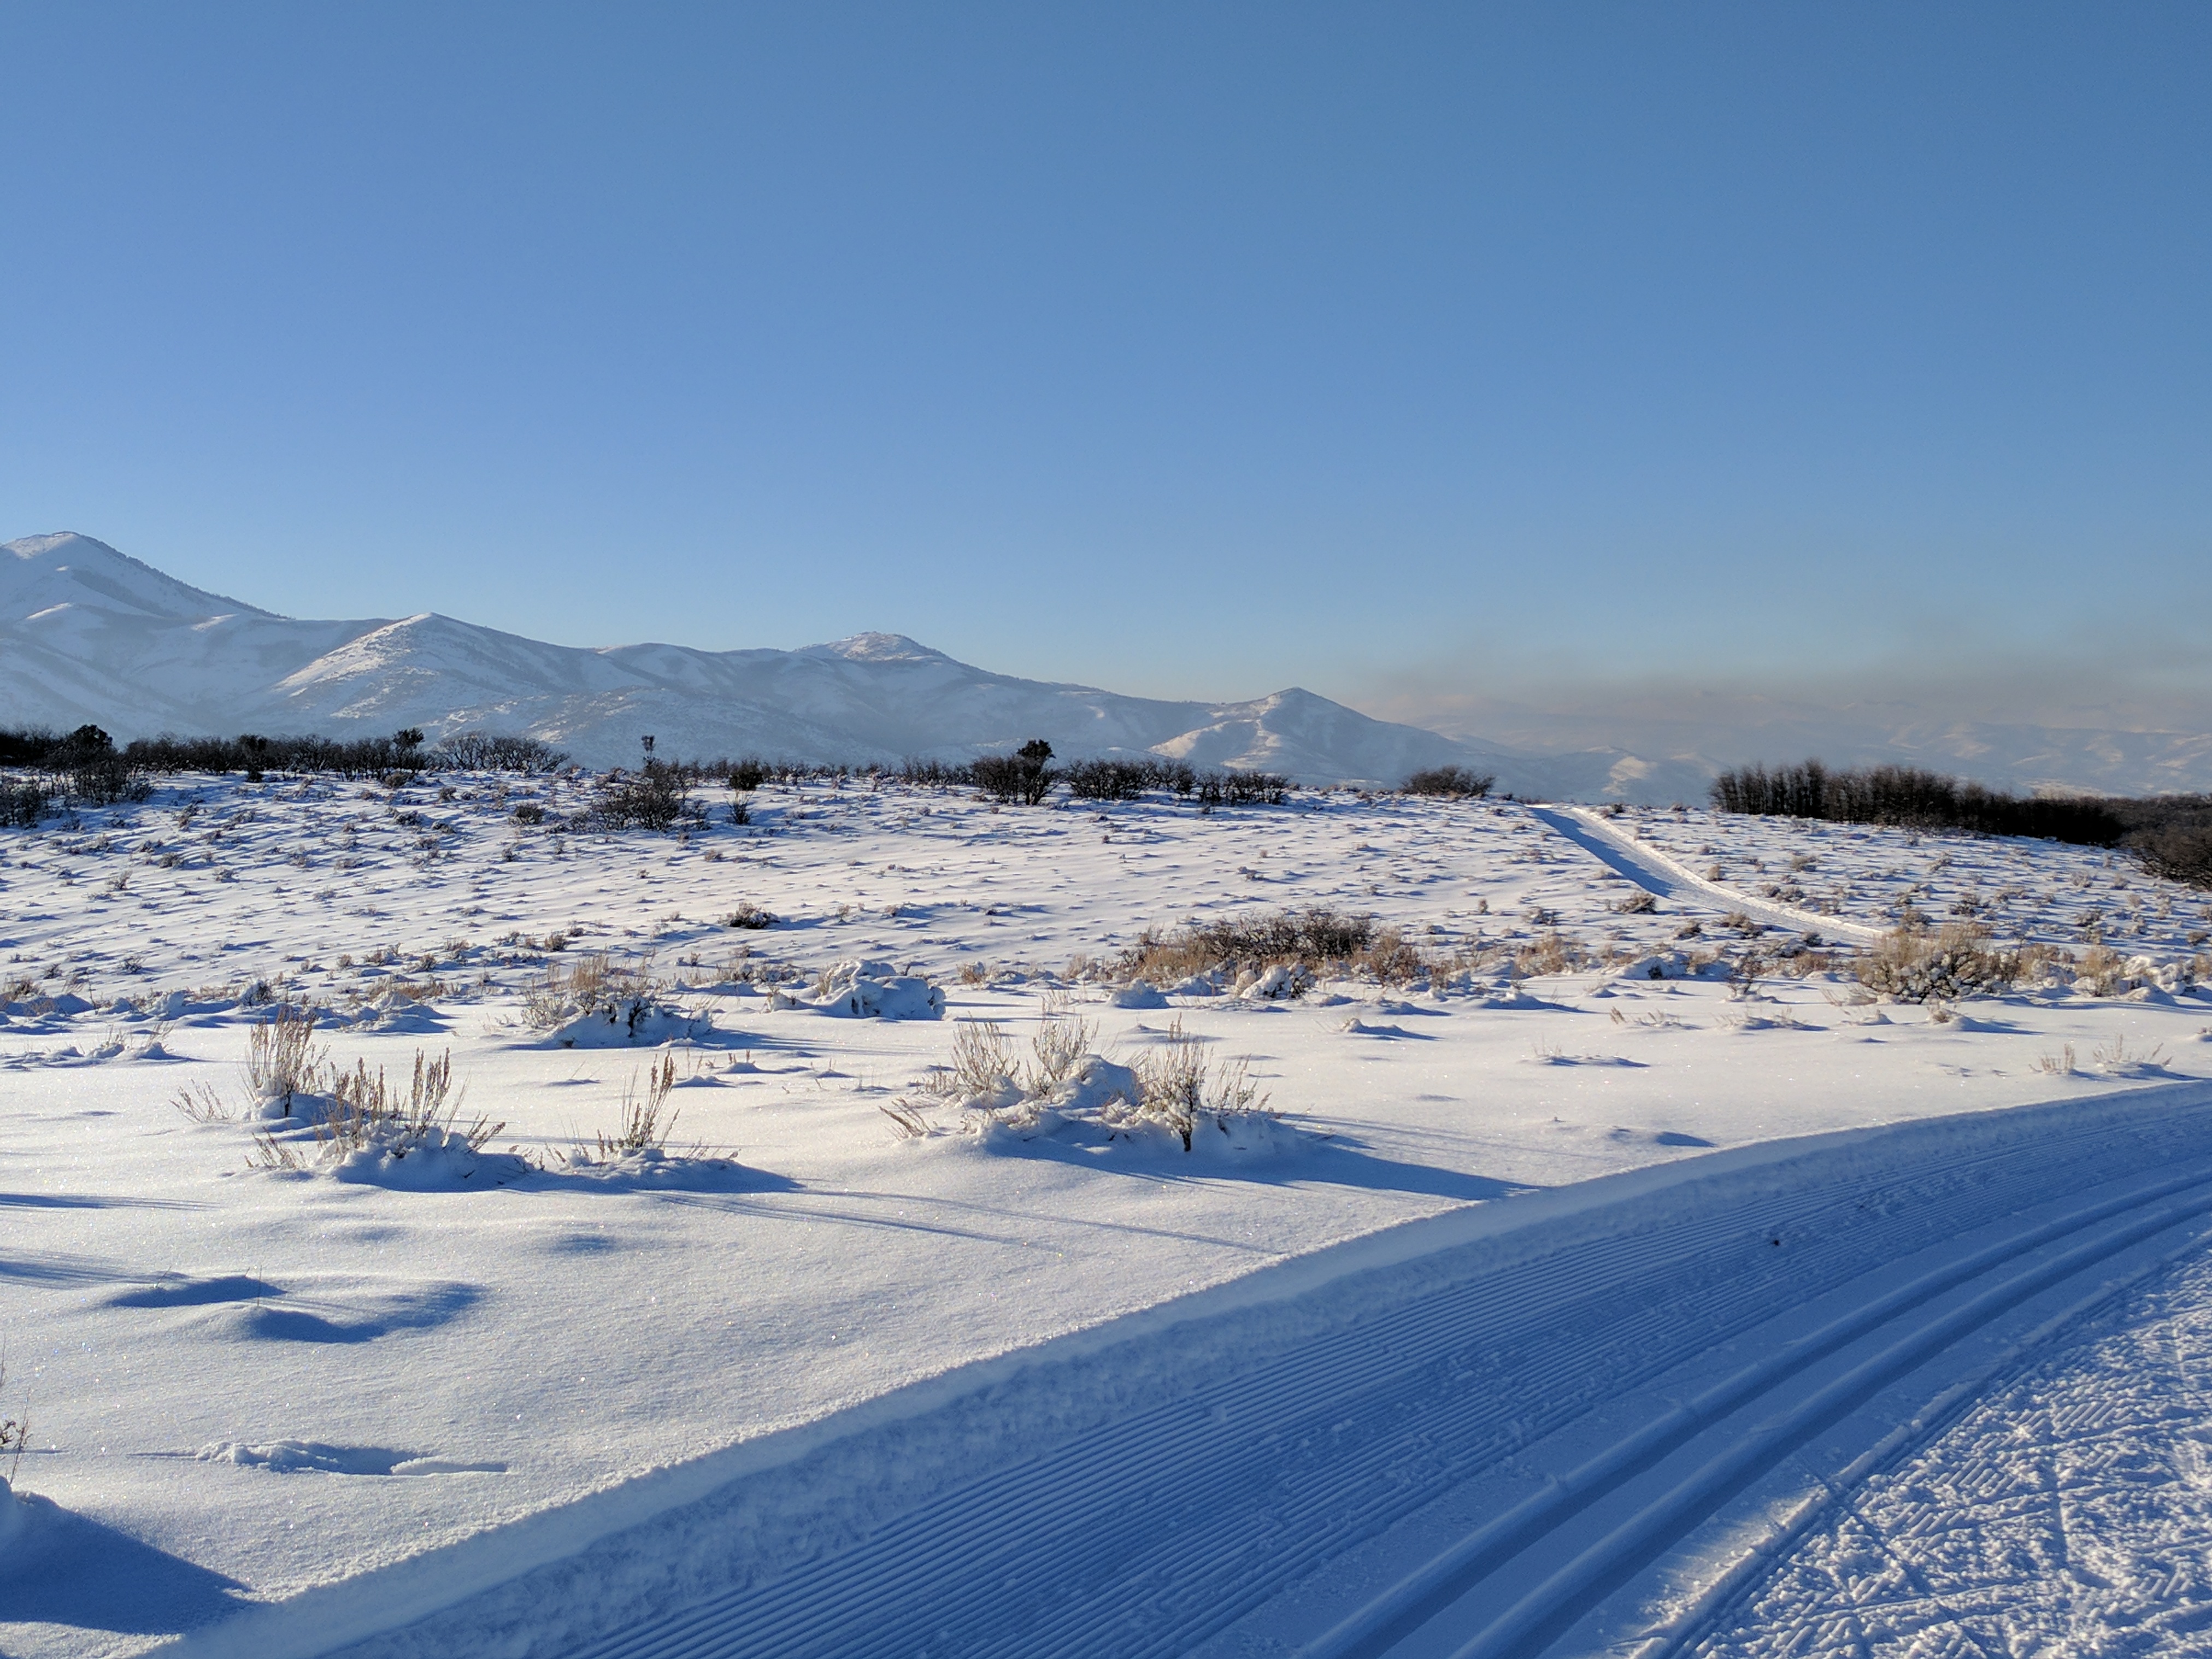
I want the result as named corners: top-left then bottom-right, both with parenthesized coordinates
top-left (3, 3), bottom-right (2207, 730)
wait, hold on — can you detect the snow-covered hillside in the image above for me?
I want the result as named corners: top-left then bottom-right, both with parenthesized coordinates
top-left (3, 774), bottom-right (2210, 1657)
top-left (1, 533), bottom-right (1534, 788)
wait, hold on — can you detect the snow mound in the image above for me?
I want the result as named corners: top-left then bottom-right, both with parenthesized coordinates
top-left (540, 1146), bottom-right (791, 1191)
top-left (1109, 981), bottom-right (1169, 1009)
top-left (326, 1127), bottom-right (524, 1190)
top-left (798, 961), bottom-right (945, 1021)
top-left (550, 998), bottom-right (715, 1048)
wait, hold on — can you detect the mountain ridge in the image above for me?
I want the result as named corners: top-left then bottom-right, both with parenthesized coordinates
top-left (9, 534), bottom-right (2207, 801)
top-left (1, 533), bottom-right (1550, 788)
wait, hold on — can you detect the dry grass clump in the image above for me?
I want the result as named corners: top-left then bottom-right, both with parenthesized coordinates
top-left (598, 1055), bottom-right (680, 1155)
top-left (1511, 932), bottom-right (1591, 978)
top-left (244, 1001), bottom-right (326, 1111)
top-left (1857, 922), bottom-right (2020, 1003)
top-left (927, 1019), bottom-right (1021, 1099)
top-left (248, 1048), bottom-right (500, 1169)
top-left (917, 1013), bottom-right (1272, 1154)
top-left (1117, 908), bottom-right (1422, 989)
top-left (172, 1081), bottom-right (237, 1123)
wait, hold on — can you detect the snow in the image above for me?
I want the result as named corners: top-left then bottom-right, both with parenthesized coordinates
top-left (4, 769), bottom-right (2212, 1655)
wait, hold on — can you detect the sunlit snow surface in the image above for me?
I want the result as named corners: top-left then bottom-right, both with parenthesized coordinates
top-left (3, 775), bottom-right (2211, 1656)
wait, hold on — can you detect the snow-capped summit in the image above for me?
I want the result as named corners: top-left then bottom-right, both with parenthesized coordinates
top-left (2, 531), bottom-right (272, 623)
top-left (799, 633), bottom-right (954, 665)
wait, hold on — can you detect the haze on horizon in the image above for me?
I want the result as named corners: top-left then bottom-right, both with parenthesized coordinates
top-left (2, 3), bottom-right (2207, 762)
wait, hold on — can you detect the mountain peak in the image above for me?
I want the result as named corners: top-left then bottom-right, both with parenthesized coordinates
top-left (2, 531), bottom-right (274, 622)
top-left (799, 632), bottom-right (952, 665)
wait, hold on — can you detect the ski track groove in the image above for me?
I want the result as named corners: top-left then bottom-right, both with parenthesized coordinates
top-left (568, 1096), bottom-right (2212, 1659)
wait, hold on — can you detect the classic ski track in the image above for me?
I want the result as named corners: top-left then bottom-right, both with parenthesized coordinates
top-left (1407, 1178), bottom-right (2212, 1659)
top-left (563, 1095), bottom-right (2212, 1659)
top-left (1531, 805), bottom-right (1888, 946)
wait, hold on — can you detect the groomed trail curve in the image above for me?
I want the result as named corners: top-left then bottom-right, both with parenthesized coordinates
top-left (1528, 805), bottom-right (1889, 946)
top-left (260, 1083), bottom-right (2212, 1659)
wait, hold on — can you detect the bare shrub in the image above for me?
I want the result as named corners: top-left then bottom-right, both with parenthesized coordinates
top-left (896, 756), bottom-right (970, 787)
top-left (592, 762), bottom-right (692, 832)
top-left (1857, 923), bottom-right (2020, 1003)
top-left (2092, 1035), bottom-right (2169, 1074)
top-left (1611, 890), bottom-right (1658, 914)
top-left (522, 952), bottom-right (628, 1028)
top-left (1403, 766), bottom-right (1496, 798)
top-left (1119, 908), bottom-right (1406, 987)
top-left (1, 1358), bottom-right (29, 1480)
top-left (1194, 770), bottom-right (1289, 807)
top-left (1130, 1019), bottom-right (1271, 1151)
top-left (1062, 757), bottom-right (1194, 801)
top-left (723, 903), bottom-right (777, 929)
top-left (1513, 932), bottom-right (1590, 978)
top-left (2076, 944), bottom-right (2127, 996)
top-left (432, 731), bottom-right (568, 772)
top-left (973, 740), bottom-right (1057, 805)
top-left (1026, 1009), bottom-right (1096, 1093)
top-left (1, 778), bottom-right (51, 827)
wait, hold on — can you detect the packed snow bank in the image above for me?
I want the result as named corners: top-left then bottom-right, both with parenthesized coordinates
top-left (196, 1443), bottom-right (504, 1478)
top-left (0, 1476), bottom-right (26, 1561)
top-left (536, 1146), bottom-right (794, 1192)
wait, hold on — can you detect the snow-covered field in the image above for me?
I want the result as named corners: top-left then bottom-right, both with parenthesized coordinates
top-left (5, 773), bottom-right (2212, 1656)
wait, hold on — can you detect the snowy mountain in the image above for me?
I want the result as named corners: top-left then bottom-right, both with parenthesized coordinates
top-left (17, 533), bottom-right (2198, 799)
top-left (1, 532), bottom-right (1537, 787)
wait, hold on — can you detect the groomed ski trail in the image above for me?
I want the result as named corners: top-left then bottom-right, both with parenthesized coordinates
top-left (1529, 804), bottom-right (1887, 946)
top-left (263, 1084), bottom-right (2212, 1659)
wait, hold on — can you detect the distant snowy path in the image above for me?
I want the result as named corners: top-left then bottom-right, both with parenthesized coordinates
top-left (1529, 804), bottom-right (1888, 945)
top-left (293, 1087), bottom-right (2212, 1659)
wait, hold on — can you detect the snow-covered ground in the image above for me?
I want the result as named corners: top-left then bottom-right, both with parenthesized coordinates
top-left (4, 774), bottom-right (2211, 1656)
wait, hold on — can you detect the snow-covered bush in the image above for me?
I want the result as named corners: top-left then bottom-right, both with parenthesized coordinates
top-left (802, 960), bottom-right (944, 1020)
top-left (522, 953), bottom-right (714, 1045)
top-left (1857, 923), bottom-right (2020, 1003)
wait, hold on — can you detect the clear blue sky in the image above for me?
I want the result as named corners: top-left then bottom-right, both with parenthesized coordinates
top-left (3, 3), bottom-right (2207, 721)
